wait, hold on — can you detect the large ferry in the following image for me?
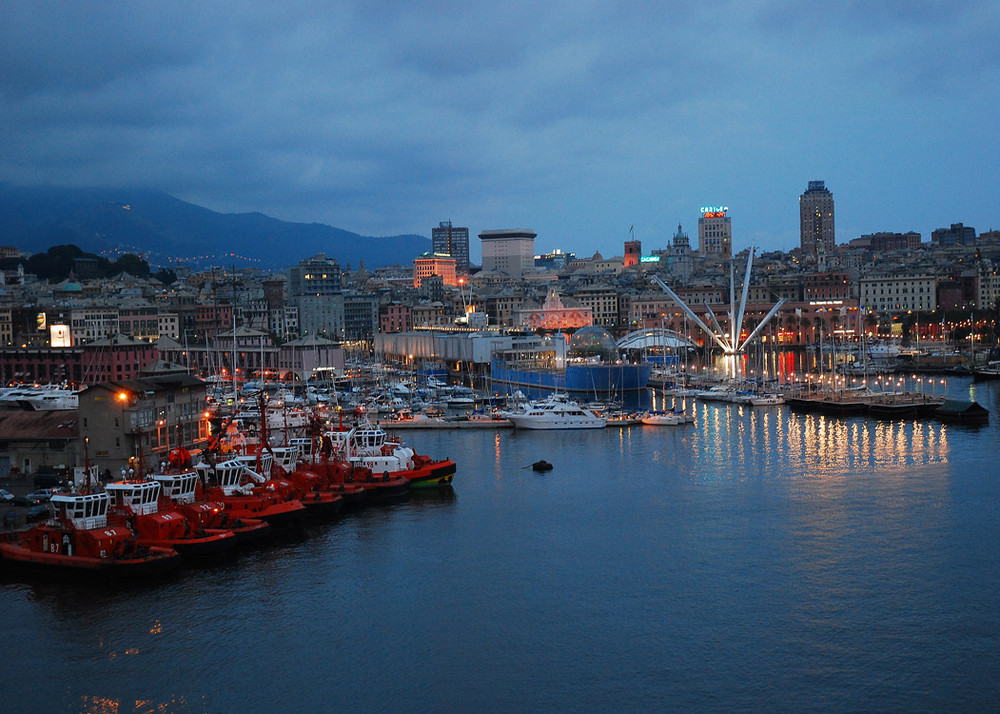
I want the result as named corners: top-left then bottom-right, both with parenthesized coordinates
top-left (490, 326), bottom-right (651, 397)
top-left (491, 359), bottom-right (652, 395)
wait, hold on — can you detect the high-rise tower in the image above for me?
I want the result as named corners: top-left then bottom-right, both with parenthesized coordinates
top-left (799, 181), bottom-right (835, 256)
top-left (431, 221), bottom-right (470, 275)
top-left (698, 206), bottom-right (731, 258)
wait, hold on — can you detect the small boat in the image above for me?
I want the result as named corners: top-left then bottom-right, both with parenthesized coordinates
top-left (281, 466), bottom-right (345, 518)
top-left (641, 410), bottom-right (695, 426)
top-left (0, 492), bottom-right (182, 576)
top-left (746, 393), bottom-right (785, 406)
top-left (972, 361), bottom-right (1000, 382)
top-left (296, 459), bottom-right (369, 508)
top-left (694, 385), bottom-right (739, 402)
top-left (605, 412), bottom-right (642, 427)
top-left (441, 384), bottom-right (478, 409)
top-left (352, 467), bottom-right (412, 501)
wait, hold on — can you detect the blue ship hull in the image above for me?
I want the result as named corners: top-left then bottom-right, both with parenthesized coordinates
top-left (490, 360), bottom-right (652, 395)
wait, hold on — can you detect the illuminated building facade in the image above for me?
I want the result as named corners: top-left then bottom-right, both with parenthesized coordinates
top-left (413, 253), bottom-right (458, 288)
top-left (624, 240), bottom-right (641, 267)
top-left (534, 249), bottom-right (574, 270)
top-left (859, 274), bottom-right (936, 314)
top-left (515, 289), bottom-right (592, 331)
top-left (799, 181), bottom-right (835, 256)
top-left (698, 207), bottom-right (732, 257)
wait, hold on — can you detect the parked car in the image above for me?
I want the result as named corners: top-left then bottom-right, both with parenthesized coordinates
top-left (12, 494), bottom-right (41, 507)
top-left (25, 504), bottom-right (50, 522)
top-left (25, 488), bottom-right (58, 503)
top-left (0, 489), bottom-right (13, 503)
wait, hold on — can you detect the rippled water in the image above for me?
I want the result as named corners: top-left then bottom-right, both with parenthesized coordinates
top-left (3, 381), bottom-right (999, 712)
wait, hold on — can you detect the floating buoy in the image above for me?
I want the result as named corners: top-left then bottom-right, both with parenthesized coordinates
top-left (532, 460), bottom-right (553, 472)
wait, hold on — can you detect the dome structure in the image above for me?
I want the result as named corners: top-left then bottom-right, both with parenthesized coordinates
top-left (568, 325), bottom-right (619, 362)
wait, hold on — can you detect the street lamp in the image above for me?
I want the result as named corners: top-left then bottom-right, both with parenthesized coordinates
top-left (117, 391), bottom-right (128, 428)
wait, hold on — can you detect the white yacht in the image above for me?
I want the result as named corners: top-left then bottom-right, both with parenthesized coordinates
top-left (505, 397), bottom-right (607, 430)
top-left (0, 385), bottom-right (78, 410)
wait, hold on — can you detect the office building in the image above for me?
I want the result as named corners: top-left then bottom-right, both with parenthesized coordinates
top-left (698, 207), bottom-right (732, 258)
top-left (479, 229), bottom-right (536, 277)
top-left (799, 181), bottom-right (835, 255)
top-left (413, 253), bottom-right (457, 288)
top-left (287, 254), bottom-right (342, 306)
top-left (432, 221), bottom-right (470, 275)
top-left (931, 223), bottom-right (976, 246)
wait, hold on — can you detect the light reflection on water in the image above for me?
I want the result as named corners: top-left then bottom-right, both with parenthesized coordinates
top-left (680, 402), bottom-right (950, 480)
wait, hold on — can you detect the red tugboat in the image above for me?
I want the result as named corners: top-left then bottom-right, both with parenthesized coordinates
top-left (150, 470), bottom-right (271, 545)
top-left (288, 436), bottom-right (369, 509)
top-left (233, 449), bottom-right (344, 519)
top-left (105, 480), bottom-right (238, 560)
top-left (326, 416), bottom-right (456, 490)
top-left (0, 491), bottom-right (181, 576)
top-left (194, 456), bottom-right (307, 528)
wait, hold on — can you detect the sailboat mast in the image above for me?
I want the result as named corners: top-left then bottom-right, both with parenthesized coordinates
top-left (231, 306), bottom-right (238, 402)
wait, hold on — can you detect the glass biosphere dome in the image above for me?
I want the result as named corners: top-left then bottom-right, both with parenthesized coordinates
top-left (568, 325), bottom-right (620, 362)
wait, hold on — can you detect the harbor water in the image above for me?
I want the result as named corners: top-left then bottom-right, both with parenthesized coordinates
top-left (3, 379), bottom-right (1000, 712)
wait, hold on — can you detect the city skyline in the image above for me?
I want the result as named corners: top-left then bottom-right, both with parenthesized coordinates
top-left (1, 2), bottom-right (997, 263)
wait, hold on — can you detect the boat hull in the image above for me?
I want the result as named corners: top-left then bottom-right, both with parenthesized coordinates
top-left (214, 496), bottom-right (308, 528)
top-left (403, 459), bottom-right (457, 489)
top-left (143, 530), bottom-right (239, 560)
top-left (357, 475), bottom-right (410, 501)
top-left (300, 491), bottom-right (345, 518)
top-left (226, 517), bottom-right (272, 545)
top-left (0, 541), bottom-right (181, 577)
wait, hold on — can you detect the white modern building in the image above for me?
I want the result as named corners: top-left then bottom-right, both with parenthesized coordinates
top-left (479, 229), bottom-right (536, 277)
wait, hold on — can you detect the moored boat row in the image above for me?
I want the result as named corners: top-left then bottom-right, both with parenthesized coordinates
top-left (0, 420), bottom-right (455, 578)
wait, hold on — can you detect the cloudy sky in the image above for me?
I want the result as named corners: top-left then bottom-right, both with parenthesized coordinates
top-left (1, 1), bottom-right (997, 262)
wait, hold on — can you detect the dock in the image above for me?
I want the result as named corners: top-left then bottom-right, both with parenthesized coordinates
top-left (785, 389), bottom-right (981, 422)
top-left (378, 418), bottom-right (513, 430)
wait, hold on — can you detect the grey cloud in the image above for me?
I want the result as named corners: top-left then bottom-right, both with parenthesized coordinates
top-left (0, 0), bottom-right (996, 252)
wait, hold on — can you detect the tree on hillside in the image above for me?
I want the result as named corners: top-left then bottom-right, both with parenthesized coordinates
top-left (152, 268), bottom-right (177, 285)
top-left (12, 244), bottom-right (153, 281)
top-left (24, 244), bottom-right (92, 280)
top-left (112, 254), bottom-right (150, 277)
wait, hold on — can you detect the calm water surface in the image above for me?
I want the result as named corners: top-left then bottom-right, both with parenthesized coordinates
top-left (3, 381), bottom-right (999, 712)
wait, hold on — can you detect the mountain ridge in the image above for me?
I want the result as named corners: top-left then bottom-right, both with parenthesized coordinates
top-left (0, 183), bottom-right (430, 270)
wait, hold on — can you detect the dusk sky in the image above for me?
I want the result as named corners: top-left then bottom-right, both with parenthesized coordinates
top-left (2, 1), bottom-right (997, 263)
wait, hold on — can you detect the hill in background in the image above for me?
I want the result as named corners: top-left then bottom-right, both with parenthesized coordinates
top-left (0, 184), bottom-right (430, 270)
